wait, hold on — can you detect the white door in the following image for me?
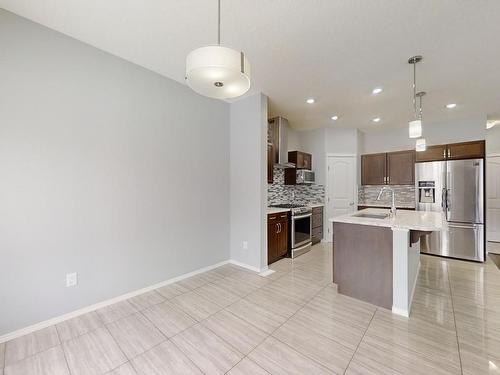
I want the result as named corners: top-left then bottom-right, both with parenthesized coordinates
top-left (487, 156), bottom-right (500, 243)
top-left (325, 156), bottom-right (357, 242)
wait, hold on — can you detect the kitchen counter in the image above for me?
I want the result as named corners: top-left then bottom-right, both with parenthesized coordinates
top-left (330, 208), bottom-right (446, 232)
top-left (267, 207), bottom-right (291, 215)
top-left (308, 203), bottom-right (325, 208)
top-left (330, 208), bottom-right (446, 317)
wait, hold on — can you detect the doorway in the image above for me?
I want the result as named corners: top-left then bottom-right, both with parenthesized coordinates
top-left (325, 155), bottom-right (357, 242)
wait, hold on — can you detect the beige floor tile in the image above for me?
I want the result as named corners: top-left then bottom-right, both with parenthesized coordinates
top-left (170, 291), bottom-right (222, 321)
top-left (96, 301), bottom-right (138, 325)
top-left (459, 345), bottom-right (500, 375)
top-left (209, 276), bottom-right (259, 298)
top-left (176, 273), bottom-right (217, 290)
top-left (225, 299), bottom-right (287, 334)
top-left (354, 334), bottom-right (461, 375)
top-left (171, 324), bottom-right (243, 375)
top-left (211, 264), bottom-right (243, 278)
top-left (5, 326), bottom-right (60, 366)
top-left (291, 306), bottom-right (366, 350)
top-left (345, 356), bottom-right (404, 375)
top-left (273, 319), bottom-right (353, 374)
top-left (225, 271), bottom-right (271, 288)
top-left (244, 288), bottom-right (303, 319)
top-left (131, 341), bottom-right (201, 375)
top-left (194, 283), bottom-right (240, 308)
top-left (108, 362), bottom-right (137, 375)
top-left (56, 312), bottom-right (103, 342)
top-left (227, 358), bottom-right (270, 375)
top-left (141, 301), bottom-right (196, 338)
top-left (63, 327), bottom-right (126, 375)
top-left (4, 346), bottom-right (69, 375)
top-left (155, 283), bottom-right (190, 299)
top-left (127, 291), bottom-right (165, 311)
top-left (106, 313), bottom-right (165, 359)
top-left (202, 310), bottom-right (268, 355)
top-left (248, 337), bottom-right (333, 375)
top-left (265, 275), bottom-right (323, 303)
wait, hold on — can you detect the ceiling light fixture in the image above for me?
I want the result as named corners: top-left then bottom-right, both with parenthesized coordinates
top-left (331, 115), bottom-right (339, 120)
top-left (306, 98), bottom-right (315, 104)
top-left (373, 117), bottom-right (381, 123)
top-left (372, 87), bottom-right (383, 95)
top-left (408, 55), bottom-right (423, 139)
top-left (416, 138), bottom-right (427, 152)
top-left (446, 103), bottom-right (457, 109)
top-left (185, 0), bottom-right (251, 99)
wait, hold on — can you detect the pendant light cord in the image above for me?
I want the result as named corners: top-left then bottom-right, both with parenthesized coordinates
top-left (217, 0), bottom-right (221, 45)
top-left (413, 62), bottom-right (417, 119)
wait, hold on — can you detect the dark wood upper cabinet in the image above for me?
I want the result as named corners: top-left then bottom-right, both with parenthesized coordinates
top-left (447, 140), bottom-right (485, 160)
top-left (267, 144), bottom-right (274, 184)
top-left (415, 140), bottom-right (485, 162)
top-left (361, 153), bottom-right (387, 185)
top-left (387, 150), bottom-right (415, 185)
top-left (415, 144), bottom-right (447, 162)
top-left (288, 151), bottom-right (312, 169)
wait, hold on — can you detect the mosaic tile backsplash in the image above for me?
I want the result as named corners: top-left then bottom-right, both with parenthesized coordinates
top-left (268, 167), bottom-right (325, 206)
top-left (358, 185), bottom-right (416, 208)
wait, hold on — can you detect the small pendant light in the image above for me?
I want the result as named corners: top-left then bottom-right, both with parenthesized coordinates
top-left (408, 56), bottom-right (423, 138)
top-left (414, 91), bottom-right (426, 151)
top-left (185, 0), bottom-right (251, 99)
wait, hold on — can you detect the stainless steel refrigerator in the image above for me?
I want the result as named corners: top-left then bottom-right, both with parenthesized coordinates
top-left (415, 159), bottom-right (485, 262)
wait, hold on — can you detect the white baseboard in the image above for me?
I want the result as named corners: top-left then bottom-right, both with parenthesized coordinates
top-left (228, 259), bottom-right (262, 273)
top-left (392, 306), bottom-right (410, 317)
top-left (0, 259), bottom-right (230, 344)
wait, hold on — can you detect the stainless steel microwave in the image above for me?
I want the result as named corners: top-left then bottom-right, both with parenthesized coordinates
top-left (296, 169), bottom-right (315, 184)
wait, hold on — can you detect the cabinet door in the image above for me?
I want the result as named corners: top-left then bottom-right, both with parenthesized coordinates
top-left (387, 150), bottom-right (415, 185)
top-left (447, 140), bottom-right (485, 160)
top-left (361, 153), bottom-right (387, 185)
top-left (267, 144), bottom-right (274, 183)
top-left (288, 151), bottom-right (312, 169)
top-left (302, 153), bottom-right (312, 170)
top-left (415, 144), bottom-right (447, 162)
top-left (277, 220), bottom-right (289, 258)
top-left (267, 222), bottom-right (278, 264)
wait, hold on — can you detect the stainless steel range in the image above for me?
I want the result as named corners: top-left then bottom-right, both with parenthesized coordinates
top-left (270, 204), bottom-right (312, 258)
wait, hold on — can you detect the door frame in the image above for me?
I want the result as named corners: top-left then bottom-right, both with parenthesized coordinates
top-left (487, 153), bottom-right (500, 244)
top-left (324, 153), bottom-right (358, 242)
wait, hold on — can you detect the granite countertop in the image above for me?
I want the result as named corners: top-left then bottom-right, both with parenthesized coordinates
top-left (329, 208), bottom-right (446, 232)
top-left (309, 203), bottom-right (325, 208)
top-left (357, 202), bottom-right (416, 209)
top-left (267, 207), bottom-right (291, 214)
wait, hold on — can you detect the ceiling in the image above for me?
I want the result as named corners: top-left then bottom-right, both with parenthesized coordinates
top-left (1, 0), bottom-right (500, 132)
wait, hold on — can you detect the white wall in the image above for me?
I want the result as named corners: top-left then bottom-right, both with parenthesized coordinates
top-left (0, 10), bottom-right (230, 336)
top-left (230, 93), bottom-right (268, 271)
top-left (362, 115), bottom-right (487, 153)
top-left (487, 125), bottom-right (500, 155)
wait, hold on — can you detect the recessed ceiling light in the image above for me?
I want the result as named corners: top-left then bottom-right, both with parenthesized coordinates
top-left (306, 98), bottom-right (315, 104)
top-left (446, 103), bottom-right (457, 109)
top-left (373, 117), bottom-right (381, 123)
top-left (331, 115), bottom-right (339, 120)
top-left (372, 87), bottom-right (383, 95)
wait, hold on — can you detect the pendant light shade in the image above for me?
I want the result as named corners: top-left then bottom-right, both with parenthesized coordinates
top-left (186, 46), bottom-right (251, 99)
top-left (416, 138), bottom-right (427, 152)
top-left (185, 0), bottom-right (251, 99)
top-left (409, 119), bottom-right (422, 138)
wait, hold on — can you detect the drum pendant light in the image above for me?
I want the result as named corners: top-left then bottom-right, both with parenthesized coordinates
top-left (185, 0), bottom-right (251, 99)
top-left (408, 56), bottom-right (423, 138)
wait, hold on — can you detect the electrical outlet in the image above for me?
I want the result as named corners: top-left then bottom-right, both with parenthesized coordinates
top-left (242, 241), bottom-right (248, 250)
top-left (66, 272), bottom-right (77, 287)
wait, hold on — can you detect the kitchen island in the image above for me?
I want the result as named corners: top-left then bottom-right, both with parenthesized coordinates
top-left (329, 208), bottom-right (446, 316)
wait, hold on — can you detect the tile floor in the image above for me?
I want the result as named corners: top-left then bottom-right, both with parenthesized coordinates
top-left (2, 243), bottom-right (500, 374)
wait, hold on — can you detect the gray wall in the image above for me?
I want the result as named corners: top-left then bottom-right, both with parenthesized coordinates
top-left (230, 93), bottom-right (268, 271)
top-left (0, 10), bottom-right (230, 335)
top-left (362, 115), bottom-right (487, 154)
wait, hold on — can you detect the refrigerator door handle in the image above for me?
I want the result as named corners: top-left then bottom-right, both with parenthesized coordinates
top-left (441, 188), bottom-right (447, 210)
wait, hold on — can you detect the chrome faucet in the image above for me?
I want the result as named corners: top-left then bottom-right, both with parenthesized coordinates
top-left (377, 186), bottom-right (397, 217)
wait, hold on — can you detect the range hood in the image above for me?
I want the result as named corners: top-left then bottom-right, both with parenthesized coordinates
top-left (268, 116), bottom-right (295, 168)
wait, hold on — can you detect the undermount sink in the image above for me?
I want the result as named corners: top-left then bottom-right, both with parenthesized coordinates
top-left (353, 213), bottom-right (389, 219)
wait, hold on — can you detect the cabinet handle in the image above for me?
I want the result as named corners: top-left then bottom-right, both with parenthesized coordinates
top-left (276, 223), bottom-right (281, 233)
top-left (443, 149), bottom-right (446, 158)
top-left (269, 216), bottom-right (276, 220)
top-left (448, 149), bottom-right (451, 158)
top-left (387, 176), bottom-right (390, 183)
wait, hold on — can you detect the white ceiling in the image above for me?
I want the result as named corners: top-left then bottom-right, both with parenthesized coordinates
top-left (2, 0), bottom-right (500, 131)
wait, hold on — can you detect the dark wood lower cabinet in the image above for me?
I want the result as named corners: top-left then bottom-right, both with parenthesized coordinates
top-left (268, 212), bottom-right (289, 265)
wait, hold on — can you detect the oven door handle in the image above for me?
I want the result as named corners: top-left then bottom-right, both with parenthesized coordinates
top-left (293, 213), bottom-right (312, 220)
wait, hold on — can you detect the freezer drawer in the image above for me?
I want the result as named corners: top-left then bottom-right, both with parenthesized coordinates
top-left (447, 223), bottom-right (484, 262)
